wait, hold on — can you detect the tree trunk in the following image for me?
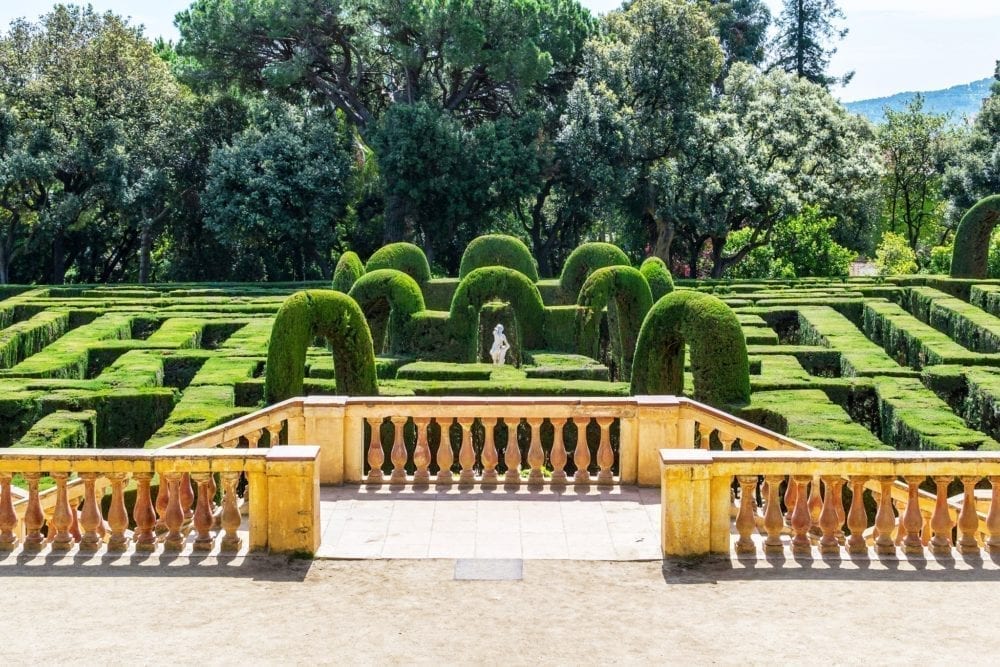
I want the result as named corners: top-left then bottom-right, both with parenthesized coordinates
top-left (138, 219), bottom-right (153, 284)
top-left (0, 245), bottom-right (7, 284)
top-left (383, 191), bottom-right (407, 243)
top-left (652, 215), bottom-right (674, 264)
top-left (710, 237), bottom-right (726, 279)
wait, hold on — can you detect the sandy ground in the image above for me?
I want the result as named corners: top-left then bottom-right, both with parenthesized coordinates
top-left (5, 554), bottom-right (1000, 665)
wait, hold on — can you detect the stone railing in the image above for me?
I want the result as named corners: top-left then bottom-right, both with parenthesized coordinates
top-left (0, 447), bottom-right (319, 557)
top-left (660, 449), bottom-right (1000, 559)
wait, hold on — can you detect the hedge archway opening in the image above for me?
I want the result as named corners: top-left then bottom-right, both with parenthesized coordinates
top-left (348, 269), bottom-right (425, 355)
top-left (449, 267), bottom-right (546, 362)
top-left (265, 290), bottom-right (378, 403)
top-left (459, 234), bottom-right (540, 281)
top-left (950, 195), bottom-right (1000, 278)
top-left (365, 242), bottom-right (432, 284)
top-left (575, 266), bottom-right (653, 382)
top-left (560, 242), bottom-right (631, 300)
top-left (630, 291), bottom-right (750, 407)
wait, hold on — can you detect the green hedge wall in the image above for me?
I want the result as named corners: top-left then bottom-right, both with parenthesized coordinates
top-left (449, 267), bottom-right (546, 362)
top-left (639, 257), bottom-right (674, 301)
top-left (349, 269), bottom-right (426, 355)
top-left (950, 195), bottom-right (1000, 279)
top-left (458, 234), bottom-right (539, 282)
top-left (365, 242), bottom-right (432, 284)
top-left (559, 242), bottom-right (631, 300)
top-left (575, 266), bottom-right (653, 381)
top-left (332, 251), bottom-right (365, 292)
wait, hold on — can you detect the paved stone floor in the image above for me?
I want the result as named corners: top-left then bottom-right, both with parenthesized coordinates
top-left (317, 484), bottom-right (662, 560)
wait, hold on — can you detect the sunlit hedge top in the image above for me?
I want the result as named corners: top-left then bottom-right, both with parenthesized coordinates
top-left (366, 242), bottom-right (431, 284)
top-left (459, 234), bottom-right (539, 282)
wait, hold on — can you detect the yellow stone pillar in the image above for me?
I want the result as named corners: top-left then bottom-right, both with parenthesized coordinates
top-left (302, 397), bottom-right (347, 485)
top-left (659, 448), bottom-right (714, 556)
top-left (636, 396), bottom-right (682, 487)
top-left (264, 446), bottom-right (321, 556)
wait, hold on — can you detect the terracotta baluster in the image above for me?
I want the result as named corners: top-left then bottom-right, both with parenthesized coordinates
top-left (481, 418), bottom-right (499, 484)
top-left (267, 423), bottom-right (282, 447)
top-left (220, 472), bottom-right (242, 551)
top-left (987, 476), bottom-right (1000, 555)
top-left (504, 419), bottom-right (523, 484)
top-left (719, 433), bottom-right (733, 452)
top-left (49, 472), bottom-right (74, 551)
top-left (434, 418), bottom-right (454, 484)
top-left (895, 499), bottom-right (908, 546)
top-left (133, 472), bottom-right (157, 552)
top-left (874, 477), bottom-right (897, 556)
top-left (154, 473), bottom-right (170, 535)
top-left (550, 418), bottom-right (568, 486)
top-left (846, 476), bottom-right (868, 555)
top-left (69, 496), bottom-right (81, 542)
top-left (902, 476), bottom-right (925, 556)
top-left (958, 476), bottom-right (981, 555)
top-left (246, 430), bottom-right (262, 450)
top-left (735, 476), bottom-right (759, 554)
top-left (526, 418), bottom-right (545, 486)
top-left (162, 473), bottom-right (185, 551)
top-left (192, 473), bottom-right (215, 551)
top-left (833, 478), bottom-right (846, 544)
top-left (179, 472), bottom-right (195, 526)
top-left (366, 418), bottom-right (385, 483)
top-left (699, 429), bottom-right (710, 450)
top-left (105, 473), bottom-right (129, 553)
top-left (783, 475), bottom-right (798, 526)
top-left (930, 476), bottom-right (954, 555)
top-left (0, 473), bottom-right (16, 550)
top-left (819, 476), bottom-right (841, 555)
top-left (22, 473), bottom-right (45, 552)
top-left (790, 475), bottom-right (812, 554)
top-left (412, 417), bottom-right (432, 484)
top-left (763, 475), bottom-right (785, 554)
top-left (389, 416), bottom-right (408, 483)
top-left (78, 473), bottom-right (103, 552)
top-left (241, 431), bottom-right (262, 513)
top-left (596, 417), bottom-right (615, 486)
top-left (808, 475), bottom-right (823, 533)
top-left (458, 418), bottom-right (476, 484)
top-left (574, 419), bottom-right (592, 485)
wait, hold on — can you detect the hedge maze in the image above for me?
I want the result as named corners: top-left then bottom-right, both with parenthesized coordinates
top-left (8, 237), bottom-right (1000, 459)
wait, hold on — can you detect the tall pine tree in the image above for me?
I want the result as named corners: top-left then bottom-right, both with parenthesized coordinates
top-left (770, 0), bottom-right (852, 88)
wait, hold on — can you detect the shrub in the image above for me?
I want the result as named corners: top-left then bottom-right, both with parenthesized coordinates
top-left (639, 257), bottom-right (674, 301)
top-left (332, 251), bottom-right (365, 292)
top-left (449, 267), bottom-right (546, 362)
top-left (950, 194), bottom-right (1000, 278)
top-left (874, 232), bottom-right (918, 276)
top-left (365, 242), bottom-right (432, 284)
top-left (575, 266), bottom-right (653, 381)
top-left (459, 234), bottom-right (539, 282)
top-left (264, 290), bottom-right (378, 403)
top-left (348, 269), bottom-right (426, 354)
top-left (559, 242), bottom-right (631, 299)
top-left (631, 290), bottom-right (750, 407)
top-left (928, 245), bottom-right (952, 275)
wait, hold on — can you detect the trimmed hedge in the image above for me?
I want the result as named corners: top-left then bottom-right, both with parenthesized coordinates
top-left (795, 306), bottom-right (918, 378)
top-left (348, 269), bottom-right (426, 355)
top-left (332, 251), bottom-right (365, 292)
top-left (631, 291), bottom-right (750, 407)
top-left (904, 286), bottom-right (1000, 353)
top-left (950, 195), bottom-right (1000, 278)
top-left (0, 310), bottom-right (70, 369)
top-left (639, 257), bottom-right (674, 301)
top-left (740, 389), bottom-right (887, 451)
top-left (459, 234), bottom-right (539, 282)
top-left (15, 410), bottom-right (96, 449)
top-left (449, 267), bottom-right (546, 362)
top-left (365, 242), bottom-right (431, 284)
top-left (559, 242), bottom-right (631, 300)
top-left (575, 266), bottom-right (653, 381)
top-left (264, 290), bottom-right (378, 403)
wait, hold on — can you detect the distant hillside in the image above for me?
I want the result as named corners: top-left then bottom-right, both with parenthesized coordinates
top-left (845, 78), bottom-right (994, 124)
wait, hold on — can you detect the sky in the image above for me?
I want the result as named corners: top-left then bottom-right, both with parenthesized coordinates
top-left (1, 0), bottom-right (998, 102)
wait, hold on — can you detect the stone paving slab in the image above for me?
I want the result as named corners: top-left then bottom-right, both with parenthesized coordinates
top-left (317, 484), bottom-right (662, 561)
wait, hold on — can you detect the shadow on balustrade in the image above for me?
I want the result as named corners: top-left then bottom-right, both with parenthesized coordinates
top-left (660, 549), bottom-right (1000, 584)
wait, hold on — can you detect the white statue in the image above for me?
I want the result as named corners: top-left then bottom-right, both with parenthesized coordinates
top-left (490, 324), bottom-right (510, 366)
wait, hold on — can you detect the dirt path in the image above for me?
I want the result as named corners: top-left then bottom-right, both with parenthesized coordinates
top-left (5, 556), bottom-right (1000, 665)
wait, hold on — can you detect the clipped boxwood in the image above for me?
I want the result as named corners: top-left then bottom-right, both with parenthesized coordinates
top-left (559, 242), bottom-right (631, 299)
top-left (265, 290), bottom-right (378, 403)
top-left (332, 251), bottom-right (365, 292)
top-left (639, 256), bottom-right (674, 301)
top-left (449, 267), bottom-right (546, 362)
top-left (950, 194), bottom-right (1000, 279)
top-left (575, 266), bottom-right (653, 381)
top-left (459, 234), bottom-right (539, 282)
top-left (365, 242), bottom-right (432, 284)
top-left (631, 290), bottom-right (750, 407)
top-left (348, 269), bottom-right (426, 355)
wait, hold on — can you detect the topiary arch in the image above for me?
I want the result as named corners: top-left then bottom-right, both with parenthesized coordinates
top-left (575, 266), bottom-right (653, 382)
top-left (459, 234), bottom-right (539, 281)
top-left (365, 242), bottom-right (432, 284)
top-left (950, 195), bottom-right (1000, 278)
top-left (449, 267), bottom-right (546, 362)
top-left (639, 256), bottom-right (674, 301)
top-left (265, 290), bottom-right (378, 404)
top-left (332, 251), bottom-right (365, 292)
top-left (348, 269), bottom-right (425, 355)
top-left (560, 242), bottom-right (631, 300)
top-left (630, 290), bottom-right (750, 407)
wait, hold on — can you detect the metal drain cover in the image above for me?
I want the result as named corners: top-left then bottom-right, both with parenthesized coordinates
top-left (454, 558), bottom-right (523, 581)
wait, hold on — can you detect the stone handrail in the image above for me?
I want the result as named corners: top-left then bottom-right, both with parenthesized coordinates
top-left (0, 447), bottom-right (320, 557)
top-left (659, 449), bottom-right (999, 559)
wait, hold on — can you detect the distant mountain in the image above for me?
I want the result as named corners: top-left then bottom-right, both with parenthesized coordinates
top-left (845, 78), bottom-right (994, 124)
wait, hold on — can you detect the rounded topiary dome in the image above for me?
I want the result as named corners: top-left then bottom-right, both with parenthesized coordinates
top-left (639, 256), bottom-right (674, 301)
top-left (449, 267), bottom-right (546, 362)
top-left (560, 242), bottom-right (631, 299)
top-left (332, 251), bottom-right (365, 292)
top-left (459, 234), bottom-right (539, 282)
top-left (349, 269), bottom-right (426, 355)
top-left (365, 242), bottom-right (432, 284)
top-left (575, 265), bottom-right (653, 382)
